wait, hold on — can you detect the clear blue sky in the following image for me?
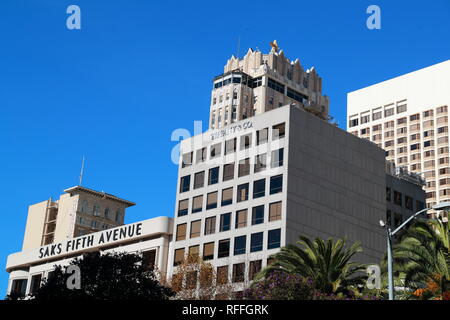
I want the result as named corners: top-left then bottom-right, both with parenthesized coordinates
top-left (0, 0), bottom-right (449, 296)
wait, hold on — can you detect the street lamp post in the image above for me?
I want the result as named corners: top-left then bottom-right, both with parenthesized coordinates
top-left (381, 201), bottom-right (450, 300)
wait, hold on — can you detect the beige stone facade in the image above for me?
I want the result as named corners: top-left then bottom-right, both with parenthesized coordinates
top-left (209, 41), bottom-right (329, 130)
top-left (22, 186), bottom-right (135, 250)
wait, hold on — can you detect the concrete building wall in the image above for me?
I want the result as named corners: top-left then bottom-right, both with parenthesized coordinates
top-left (286, 107), bottom-right (387, 263)
top-left (22, 200), bottom-right (50, 250)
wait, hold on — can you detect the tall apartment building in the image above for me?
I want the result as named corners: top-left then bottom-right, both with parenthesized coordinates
top-left (22, 186), bottom-right (135, 250)
top-left (209, 40), bottom-right (329, 129)
top-left (347, 60), bottom-right (450, 218)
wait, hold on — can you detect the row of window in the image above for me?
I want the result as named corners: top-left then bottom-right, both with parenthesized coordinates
top-left (181, 123), bottom-right (286, 168)
top-left (178, 175), bottom-right (283, 216)
top-left (349, 105), bottom-right (448, 128)
top-left (173, 228), bottom-right (281, 266)
top-left (386, 187), bottom-right (424, 210)
top-left (180, 148), bottom-right (284, 193)
top-left (176, 201), bottom-right (282, 241)
top-left (79, 200), bottom-right (123, 223)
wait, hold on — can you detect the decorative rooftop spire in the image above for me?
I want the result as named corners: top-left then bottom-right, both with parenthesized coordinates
top-left (269, 40), bottom-right (279, 53)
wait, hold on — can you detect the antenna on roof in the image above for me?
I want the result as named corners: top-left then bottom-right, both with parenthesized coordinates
top-left (79, 156), bottom-right (85, 186)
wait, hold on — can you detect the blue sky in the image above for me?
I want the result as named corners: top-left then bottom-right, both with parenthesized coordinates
top-left (0, 0), bottom-right (449, 296)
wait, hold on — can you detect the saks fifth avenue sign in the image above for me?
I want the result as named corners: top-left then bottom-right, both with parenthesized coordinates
top-left (38, 222), bottom-right (143, 259)
top-left (210, 121), bottom-right (253, 141)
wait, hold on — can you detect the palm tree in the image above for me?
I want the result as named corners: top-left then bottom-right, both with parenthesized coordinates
top-left (257, 236), bottom-right (367, 294)
top-left (391, 217), bottom-right (450, 299)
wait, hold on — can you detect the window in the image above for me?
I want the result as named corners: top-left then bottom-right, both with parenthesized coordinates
top-left (410, 113), bottom-right (420, 121)
top-left (437, 106), bottom-right (448, 114)
top-left (253, 179), bottom-right (266, 198)
top-left (254, 154), bottom-right (267, 173)
top-left (269, 201), bottom-right (282, 221)
top-left (237, 183), bottom-right (249, 202)
top-left (203, 242), bottom-right (214, 261)
top-left (385, 121), bottom-right (394, 128)
top-left (386, 187), bottom-right (391, 201)
top-left (204, 216), bottom-right (216, 235)
top-left (223, 163), bottom-right (235, 181)
top-left (104, 208), bottom-right (110, 219)
top-left (219, 213), bottom-right (231, 232)
top-left (394, 191), bottom-right (402, 206)
top-left (208, 167), bottom-right (220, 185)
top-left (251, 232), bottom-right (263, 252)
top-left (182, 152), bottom-right (193, 168)
top-left (234, 235), bottom-right (246, 255)
top-left (93, 204), bottom-right (100, 216)
top-left (174, 248), bottom-right (185, 266)
top-left (268, 229), bottom-right (281, 249)
top-left (180, 175), bottom-right (190, 193)
top-left (249, 260), bottom-right (262, 281)
top-left (194, 171), bottom-right (205, 189)
top-left (192, 195), bottom-right (203, 213)
top-left (349, 118), bottom-right (358, 127)
top-left (256, 128), bottom-right (268, 145)
top-left (272, 123), bottom-right (285, 140)
top-left (186, 270), bottom-right (198, 290)
top-left (423, 109), bottom-right (434, 117)
top-left (143, 250), bottom-right (156, 271)
top-left (178, 199), bottom-right (189, 217)
top-left (397, 103), bottom-right (407, 113)
top-left (270, 175), bottom-right (283, 194)
top-left (410, 143), bottom-right (420, 151)
top-left (221, 188), bottom-right (233, 206)
top-left (235, 209), bottom-right (247, 229)
top-left (252, 205), bottom-right (264, 225)
top-left (30, 274), bottom-right (42, 294)
top-left (196, 148), bottom-right (207, 163)
top-left (206, 192), bottom-right (218, 210)
top-left (238, 158), bottom-right (250, 177)
top-left (115, 210), bottom-right (122, 223)
top-left (81, 200), bottom-right (88, 213)
top-left (240, 134), bottom-right (252, 150)
top-left (176, 223), bottom-right (187, 241)
top-left (360, 114), bottom-right (370, 124)
top-left (232, 263), bottom-right (245, 283)
top-left (217, 266), bottom-right (228, 284)
top-left (10, 279), bottom-right (27, 297)
top-left (218, 239), bottom-right (230, 258)
top-left (190, 220), bottom-right (201, 238)
top-left (360, 128), bottom-right (370, 135)
top-left (385, 108), bottom-right (394, 117)
top-left (210, 143), bottom-right (221, 158)
top-left (270, 148), bottom-right (284, 168)
top-left (225, 138), bottom-right (237, 155)
top-left (188, 245), bottom-right (200, 259)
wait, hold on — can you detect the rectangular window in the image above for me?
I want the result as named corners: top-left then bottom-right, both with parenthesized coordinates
top-left (252, 205), bottom-right (264, 225)
top-left (30, 274), bottom-right (42, 294)
top-left (249, 260), bottom-right (262, 281)
top-left (210, 143), bottom-right (221, 159)
top-left (221, 187), bottom-right (233, 206)
top-left (178, 199), bottom-right (189, 217)
top-left (225, 138), bottom-right (236, 155)
top-left (218, 239), bottom-right (230, 258)
top-left (254, 154), bottom-right (267, 173)
top-left (349, 118), bottom-right (358, 127)
top-left (238, 158), bottom-right (250, 177)
top-left (180, 175), bottom-right (190, 193)
top-left (269, 201), bottom-right (282, 221)
top-left (235, 209), bottom-right (247, 229)
top-left (174, 248), bottom-right (185, 266)
top-left (372, 110), bottom-right (382, 120)
top-left (194, 171), bottom-right (205, 189)
top-left (182, 152), bottom-right (193, 168)
top-left (206, 192), bottom-right (218, 210)
top-left (272, 123), bottom-right (285, 140)
top-left (219, 213), bottom-right (231, 232)
top-left (208, 167), bottom-right (220, 185)
top-left (234, 235), bottom-right (246, 255)
top-left (190, 220), bottom-right (201, 238)
top-left (394, 191), bottom-right (402, 206)
top-left (217, 266), bottom-right (228, 284)
top-left (223, 163), bottom-right (235, 181)
top-left (257, 128), bottom-right (268, 145)
top-left (271, 148), bottom-right (284, 168)
top-left (270, 175), bottom-right (283, 194)
top-left (240, 134), bottom-right (252, 150)
top-left (204, 216), bottom-right (216, 235)
top-left (360, 114), bottom-right (370, 124)
top-left (192, 195), bottom-right (203, 213)
top-left (232, 263), bottom-right (245, 283)
top-left (250, 232), bottom-right (263, 252)
top-left (196, 147), bottom-right (207, 164)
top-left (203, 242), bottom-right (214, 261)
top-left (237, 183), bottom-right (249, 202)
top-left (253, 179), bottom-right (266, 198)
top-left (176, 223), bottom-right (187, 241)
top-left (385, 108), bottom-right (394, 117)
top-left (188, 245), bottom-right (199, 258)
top-left (268, 229), bottom-right (281, 249)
